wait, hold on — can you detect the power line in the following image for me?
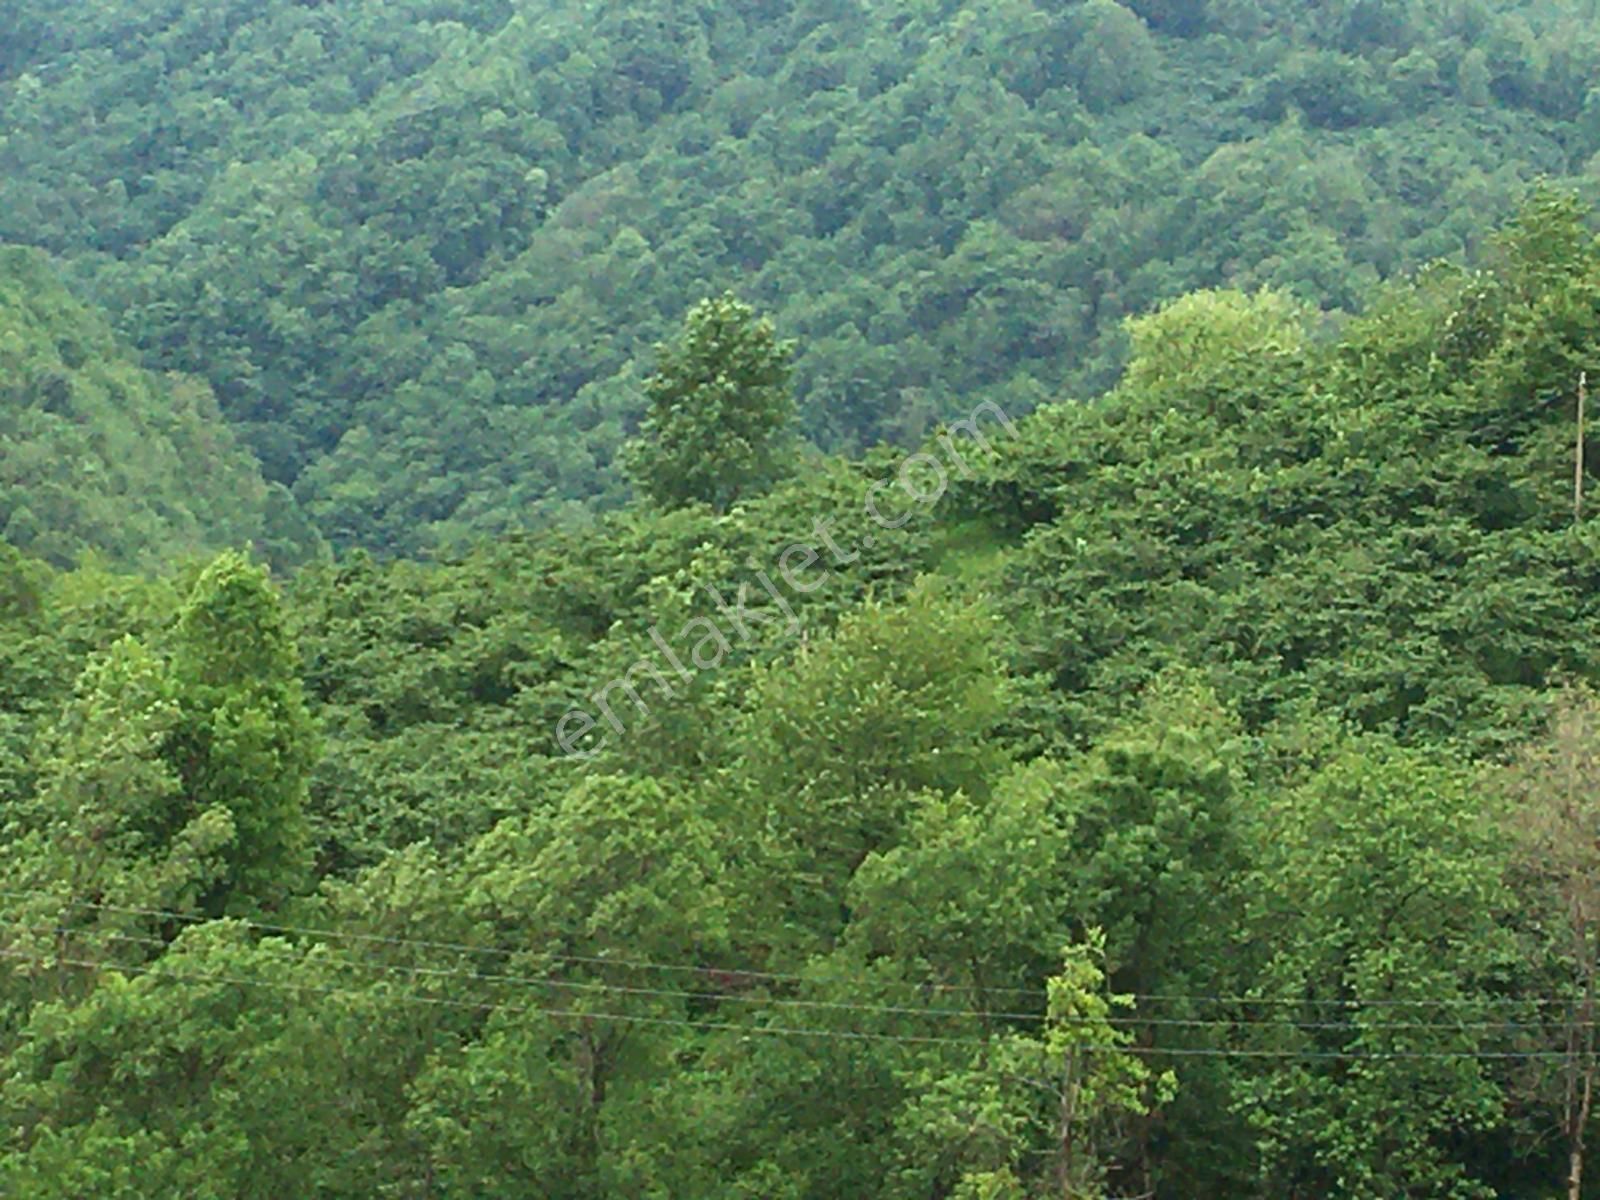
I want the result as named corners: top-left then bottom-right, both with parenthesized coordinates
top-left (1, 890), bottom-right (1570, 1013)
top-left (1, 925), bottom-right (1588, 1040)
top-left (0, 889), bottom-right (1051, 997)
top-left (1129, 990), bottom-right (1561, 1011)
top-left (0, 948), bottom-right (1583, 1062)
top-left (0, 917), bottom-right (1048, 1024)
top-left (0, 948), bottom-right (989, 1048)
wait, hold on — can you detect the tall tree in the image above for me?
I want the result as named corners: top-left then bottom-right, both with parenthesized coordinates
top-left (627, 292), bottom-right (797, 512)
top-left (890, 930), bottom-right (1176, 1199)
top-left (166, 551), bottom-right (318, 913)
top-left (1238, 743), bottom-right (1513, 1199)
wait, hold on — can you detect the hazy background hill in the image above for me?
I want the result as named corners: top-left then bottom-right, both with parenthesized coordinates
top-left (0, 246), bottom-right (323, 569)
top-left (4, 0), bottom-right (1600, 556)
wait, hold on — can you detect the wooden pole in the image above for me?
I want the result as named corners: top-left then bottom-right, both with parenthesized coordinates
top-left (1578, 372), bottom-right (1588, 525)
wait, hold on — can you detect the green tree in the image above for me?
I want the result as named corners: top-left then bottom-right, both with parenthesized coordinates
top-left (1051, 678), bottom-right (1252, 1193)
top-left (1068, 0), bottom-right (1160, 113)
top-left (627, 293), bottom-right (797, 512)
top-left (416, 773), bottom-right (731, 1196)
top-left (846, 758), bottom-right (1070, 1018)
top-left (168, 552), bottom-right (317, 913)
top-left (1122, 286), bottom-right (1308, 394)
top-left (1, 635), bottom-right (233, 974)
top-left (892, 931), bottom-right (1175, 1198)
top-left (1501, 690), bottom-right (1600, 1200)
top-left (734, 581), bottom-right (1011, 936)
top-left (1459, 47), bottom-right (1493, 107)
top-left (0, 551), bottom-right (315, 1012)
top-left (1389, 49), bottom-right (1443, 110)
top-left (1237, 743), bottom-right (1513, 1199)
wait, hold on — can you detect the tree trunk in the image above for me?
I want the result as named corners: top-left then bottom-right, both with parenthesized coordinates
top-left (1056, 1055), bottom-right (1080, 1200)
top-left (1571, 1050), bottom-right (1594, 1200)
top-left (1569, 906), bottom-right (1595, 1200)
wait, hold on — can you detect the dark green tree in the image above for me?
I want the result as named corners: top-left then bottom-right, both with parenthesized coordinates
top-left (1068, 0), bottom-right (1160, 113)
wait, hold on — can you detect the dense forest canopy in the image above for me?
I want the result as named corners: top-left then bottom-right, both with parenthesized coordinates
top-left (5, 186), bottom-right (1600, 1197)
top-left (0, 246), bottom-right (323, 570)
top-left (9, 1), bottom-right (1600, 1197)
top-left (5, 0), bottom-right (1600, 551)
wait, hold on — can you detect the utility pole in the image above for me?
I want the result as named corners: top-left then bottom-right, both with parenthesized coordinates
top-left (1578, 372), bottom-right (1588, 525)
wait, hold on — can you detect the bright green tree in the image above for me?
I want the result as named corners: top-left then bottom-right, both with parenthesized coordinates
top-left (846, 758), bottom-right (1070, 1016)
top-left (414, 773), bottom-right (732, 1195)
top-left (734, 581), bottom-right (1011, 940)
top-left (626, 292), bottom-right (797, 512)
top-left (0, 634), bottom-right (236, 988)
top-left (0, 551), bottom-right (316, 1017)
top-left (891, 930), bottom-right (1175, 1199)
top-left (1122, 286), bottom-right (1308, 394)
top-left (1051, 677), bottom-right (1252, 1194)
top-left (1236, 743), bottom-right (1513, 1199)
top-left (168, 552), bottom-right (317, 913)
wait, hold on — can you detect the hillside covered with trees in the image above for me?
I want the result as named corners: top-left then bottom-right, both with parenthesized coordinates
top-left (0, 246), bottom-right (323, 570)
top-left (5, 0), bottom-right (1600, 551)
top-left (11, 1), bottom-right (1600, 1196)
top-left (5, 186), bottom-right (1600, 1195)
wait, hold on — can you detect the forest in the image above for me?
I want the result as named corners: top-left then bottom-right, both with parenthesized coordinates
top-left (7, 0), bottom-right (1600, 554)
top-left (7, 1), bottom-right (1600, 1197)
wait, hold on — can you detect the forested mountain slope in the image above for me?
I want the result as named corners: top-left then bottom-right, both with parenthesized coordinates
top-left (5, 193), bottom-right (1600, 1198)
top-left (0, 247), bottom-right (323, 570)
top-left (11, 0), bottom-right (1600, 1188)
top-left (4, 0), bottom-right (1600, 551)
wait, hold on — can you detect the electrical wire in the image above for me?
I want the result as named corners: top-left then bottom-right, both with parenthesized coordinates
top-left (0, 889), bottom-right (1570, 1014)
top-left (1, 948), bottom-right (1582, 1061)
top-left (0, 931), bottom-right (1587, 1045)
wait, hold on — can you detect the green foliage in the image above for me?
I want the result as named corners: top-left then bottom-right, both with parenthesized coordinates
top-left (1236, 745), bottom-right (1513, 1198)
top-left (627, 293), bottom-right (797, 512)
top-left (169, 553), bottom-right (318, 912)
top-left (968, 188), bottom-right (1600, 757)
top-left (1122, 286), bottom-right (1309, 393)
top-left (3, 0), bottom-right (1597, 552)
top-left (891, 931), bottom-right (1174, 1200)
top-left (12, 26), bottom-right (1600, 1200)
top-left (1, 552), bottom-right (315, 956)
top-left (1459, 46), bottom-right (1494, 107)
top-left (846, 759), bottom-right (1068, 1002)
top-left (0, 248), bottom-right (323, 571)
top-left (1068, 1), bottom-right (1160, 113)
